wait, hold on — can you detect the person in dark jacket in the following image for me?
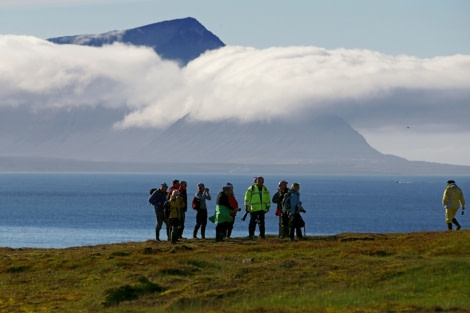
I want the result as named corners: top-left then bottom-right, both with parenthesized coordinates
top-left (148, 182), bottom-right (168, 241)
top-left (272, 180), bottom-right (290, 238)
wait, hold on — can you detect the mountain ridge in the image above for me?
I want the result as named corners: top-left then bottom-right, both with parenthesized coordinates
top-left (2, 18), bottom-right (468, 174)
top-left (48, 17), bottom-right (225, 65)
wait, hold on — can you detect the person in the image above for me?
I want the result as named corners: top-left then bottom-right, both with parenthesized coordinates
top-left (210, 186), bottom-right (236, 242)
top-left (192, 183), bottom-right (211, 239)
top-left (272, 180), bottom-right (290, 238)
top-left (167, 179), bottom-right (180, 200)
top-left (442, 180), bottom-right (466, 230)
top-left (178, 180), bottom-right (188, 239)
top-left (164, 190), bottom-right (186, 244)
top-left (287, 182), bottom-right (306, 241)
top-left (148, 182), bottom-right (168, 242)
top-left (244, 176), bottom-right (271, 240)
top-left (226, 182), bottom-right (240, 238)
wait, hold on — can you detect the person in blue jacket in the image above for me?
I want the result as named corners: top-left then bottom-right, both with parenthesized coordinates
top-left (288, 182), bottom-right (306, 241)
top-left (149, 182), bottom-right (168, 241)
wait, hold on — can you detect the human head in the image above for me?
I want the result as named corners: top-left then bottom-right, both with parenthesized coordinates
top-left (180, 180), bottom-right (187, 189)
top-left (278, 180), bottom-right (288, 190)
top-left (160, 182), bottom-right (168, 190)
top-left (257, 176), bottom-right (264, 187)
top-left (172, 190), bottom-right (180, 197)
top-left (198, 182), bottom-right (205, 190)
top-left (291, 182), bottom-right (300, 191)
top-left (172, 179), bottom-right (180, 187)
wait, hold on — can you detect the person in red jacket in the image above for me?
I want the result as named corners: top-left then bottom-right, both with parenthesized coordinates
top-left (226, 182), bottom-right (240, 238)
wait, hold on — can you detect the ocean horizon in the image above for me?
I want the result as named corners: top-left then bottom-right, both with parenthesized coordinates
top-left (1, 173), bottom-right (468, 248)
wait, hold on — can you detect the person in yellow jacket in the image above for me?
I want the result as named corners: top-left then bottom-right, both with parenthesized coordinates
top-left (164, 190), bottom-right (186, 243)
top-left (442, 180), bottom-right (466, 230)
top-left (244, 176), bottom-right (271, 240)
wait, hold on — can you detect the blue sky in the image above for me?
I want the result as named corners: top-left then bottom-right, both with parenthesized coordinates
top-left (1, 0), bottom-right (469, 57)
top-left (1, 0), bottom-right (470, 166)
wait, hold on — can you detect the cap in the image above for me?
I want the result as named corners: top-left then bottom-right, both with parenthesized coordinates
top-left (278, 180), bottom-right (288, 186)
top-left (226, 182), bottom-right (233, 187)
top-left (447, 180), bottom-right (456, 184)
top-left (172, 190), bottom-right (180, 196)
top-left (198, 182), bottom-right (205, 188)
top-left (161, 182), bottom-right (168, 188)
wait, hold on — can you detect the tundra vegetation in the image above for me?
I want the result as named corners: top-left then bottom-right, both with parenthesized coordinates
top-left (1, 231), bottom-right (469, 313)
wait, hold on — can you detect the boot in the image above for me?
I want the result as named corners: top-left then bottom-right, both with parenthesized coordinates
top-left (201, 226), bottom-right (206, 239)
top-left (155, 228), bottom-right (161, 242)
top-left (447, 223), bottom-right (453, 230)
top-left (452, 218), bottom-right (462, 230)
top-left (193, 225), bottom-right (199, 239)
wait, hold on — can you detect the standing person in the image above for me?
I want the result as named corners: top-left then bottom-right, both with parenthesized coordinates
top-left (165, 190), bottom-right (185, 244)
top-left (167, 179), bottom-right (180, 199)
top-left (442, 180), bottom-right (466, 230)
top-left (148, 182), bottom-right (168, 242)
top-left (244, 176), bottom-right (271, 240)
top-left (210, 186), bottom-right (235, 242)
top-left (226, 182), bottom-right (240, 238)
top-left (272, 180), bottom-right (290, 238)
top-left (192, 183), bottom-right (211, 239)
top-left (287, 183), bottom-right (306, 241)
top-left (178, 180), bottom-right (188, 239)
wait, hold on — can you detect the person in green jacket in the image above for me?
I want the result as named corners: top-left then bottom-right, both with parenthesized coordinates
top-left (209, 186), bottom-right (234, 242)
top-left (244, 176), bottom-right (271, 240)
top-left (442, 180), bottom-right (466, 230)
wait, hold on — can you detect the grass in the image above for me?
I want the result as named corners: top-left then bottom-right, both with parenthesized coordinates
top-left (1, 231), bottom-right (469, 313)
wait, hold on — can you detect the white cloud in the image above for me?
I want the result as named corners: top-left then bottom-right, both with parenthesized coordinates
top-left (1, 35), bottom-right (470, 164)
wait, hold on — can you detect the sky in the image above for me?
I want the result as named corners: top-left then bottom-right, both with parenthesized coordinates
top-left (1, 0), bottom-right (470, 166)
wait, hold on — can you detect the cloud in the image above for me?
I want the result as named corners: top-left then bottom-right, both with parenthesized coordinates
top-left (1, 35), bottom-right (469, 134)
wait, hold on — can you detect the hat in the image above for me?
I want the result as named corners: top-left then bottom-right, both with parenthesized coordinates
top-left (253, 177), bottom-right (258, 183)
top-left (278, 180), bottom-right (287, 186)
top-left (198, 182), bottom-right (205, 188)
top-left (172, 190), bottom-right (180, 196)
top-left (161, 182), bottom-right (168, 188)
top-left (226, 182), bottom-right (233, 187)
top-left (447, 180), bottom-right (456, 184)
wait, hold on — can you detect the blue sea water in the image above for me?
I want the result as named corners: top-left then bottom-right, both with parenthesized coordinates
top-left (0, 173), bottom-right (468, 248)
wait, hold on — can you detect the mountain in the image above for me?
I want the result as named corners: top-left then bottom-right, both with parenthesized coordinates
top-left (2, 18), bottom-right (469, 174)
top-left (48, 17), bottom-right (225, 65)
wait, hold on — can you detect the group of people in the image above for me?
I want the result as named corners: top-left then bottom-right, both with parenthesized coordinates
top-left (148, 176), bottom-right (308, 243)
top-left (149, 177), bottom-right (466, 244)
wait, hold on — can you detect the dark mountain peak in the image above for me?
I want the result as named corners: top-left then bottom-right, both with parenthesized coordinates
top-left (48, 17), bottom-right (225, 66)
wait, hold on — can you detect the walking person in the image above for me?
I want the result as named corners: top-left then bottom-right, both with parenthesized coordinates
top-left (287, 182), bottom-right (306, 241)
top-left (148, 182), bottom-right (168, 242)
top-left (192, 183), bottom-right (211, 239)
top-left (244, 176), bottom-right (271, 240)
top-left (272, 180), bottom-right (290, 238)
top-left (442, 180), bottom-right (466, 230)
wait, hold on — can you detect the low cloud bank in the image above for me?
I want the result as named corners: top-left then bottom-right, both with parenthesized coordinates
top-left (1, 35), bottom-right (470, 164)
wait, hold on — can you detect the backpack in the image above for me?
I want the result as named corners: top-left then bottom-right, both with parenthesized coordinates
top-left (281, 192), bottom-right (291, 213)
top-left (191, 196), bottom-right (201, 210)
top-left (163, 199), bottom-right (171, 218)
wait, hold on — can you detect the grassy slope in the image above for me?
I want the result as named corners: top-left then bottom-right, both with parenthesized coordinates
top-left (1, 231), bottom-right (469, 313)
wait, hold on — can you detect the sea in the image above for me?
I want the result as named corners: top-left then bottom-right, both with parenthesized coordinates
top-left (1, 173), bottom-right (468, 248)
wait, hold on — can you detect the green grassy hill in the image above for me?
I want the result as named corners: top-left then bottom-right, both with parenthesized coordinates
top-left (1, 231), bottom-right (469, 313)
